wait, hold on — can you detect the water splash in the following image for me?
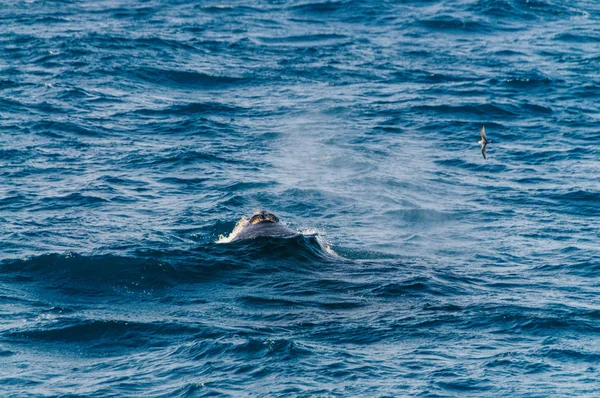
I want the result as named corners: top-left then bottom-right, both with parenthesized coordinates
top-left (216, 216), bottom-right (249, 243)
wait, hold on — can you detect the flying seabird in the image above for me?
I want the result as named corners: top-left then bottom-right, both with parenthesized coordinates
top-left (478, 126), bottom-right (491, 159)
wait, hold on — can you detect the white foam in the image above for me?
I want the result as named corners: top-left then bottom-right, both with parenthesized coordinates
top-left (300, 228), bottom-right (339, 257)
top-left (216, 217), bottom-right (249, 243)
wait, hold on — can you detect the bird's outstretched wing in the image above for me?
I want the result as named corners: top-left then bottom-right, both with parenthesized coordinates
top-left (481, 142), bottom-right (487, 159)
top-left (480, 126), bottom-right (487, 141)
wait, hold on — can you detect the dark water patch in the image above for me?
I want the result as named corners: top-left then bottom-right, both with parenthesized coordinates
top-left (131, 118), bottom-right (215, 136)
top-left (0, 97), bottom-right (38, 115)
top-left (170, 334), bottom-right (314, 365)
top-left (0, 148), bottom-right (31, 162)
top-left (467, 305), bottom-right (600, 335)
top-left (412, 103), bottom-right (518, 118)
top-left (32, 120), bottom-right (101, 137)
top-left (491, 49), bottom-right (527, 57)
top-left (372, 124), bottom-right (405, 135)
top-left (317, 300), bottom-right (366, 310)
top-left (54, 86), bottom-right (122, 104)
top-left (542, 259), bottom-right (600, 275)
top-left (554, 32), bottom-right (600, 44)
top-left (125, 235), bottom-right (335, 284)
top-left (10, 13), bottom-right (71, 24)
top-left (0, 253), bottom-right (177, 290)
top-left (468, 0), bottom-right (533, 20)
top-left (417, 16), bottom-right (488, 32)
top-left (422, 303), bottom-right (464, 312)
top-left (540, 347), bottom-right (600, 363)
top-left (549, 189), bottom-right (600, 204)
top-left (105, 6), bottom-right (158, 20)
top-left (158, 176), bottom-right (210, 187)
top-left (372, 276), bottom-right (465, 298)
top-left (0, 348), bottom-right (16, 357)
top-left (484, 352), bottom-right (555, 374)
top-left (471, 0), bottom-right (589, 20)
top-left (0, 377), bottom-right (42, 388)
top-left (0, 79), bottom-right (19, 89)
top-left (545, 189), bottom-right (600, 214)
top-left (213, 194), bottom-right (250, 212)
top-left (238, 295), bottom-right (300, 308)
top-left (309, 319), bottom-right (405, 345)
top-left (520, 102), bottom-right (553, 114)
top-left (435, 157), bottom-right (508, 173)
top-left (290, 1), bottom-right (350, 14)
top-left (8, 318), bottom-right (199, 349)
top-left (30, 52), bottom-right (66, 67)
top-left (125, 148), bottom-right (241, 169)
top-left (513, 176), bottom-right (554, 185)
top-left (37, 193), bottom-right (109, 210)
top-left (131, 101), bottom-right (244, 117)
top-left (96, 175), bottom-right (150, 188)
top-left (216, 181), bottom-right (276, 195)
top-left (392, 69), bottom-right (481, 84)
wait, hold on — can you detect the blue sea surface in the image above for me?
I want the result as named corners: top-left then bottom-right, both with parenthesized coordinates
top-left (1, 0), bottom-right (600, 396)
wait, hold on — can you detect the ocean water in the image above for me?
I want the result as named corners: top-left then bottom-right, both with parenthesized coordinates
top-left (1, 0), bottom-right (600, 396)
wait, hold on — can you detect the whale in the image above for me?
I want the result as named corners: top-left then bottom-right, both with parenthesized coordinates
top-left (227, 210), bottom-right (296, 242)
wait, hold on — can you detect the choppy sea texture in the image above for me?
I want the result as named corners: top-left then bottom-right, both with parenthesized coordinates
top-left (1, 0), bottom-right (600, 396)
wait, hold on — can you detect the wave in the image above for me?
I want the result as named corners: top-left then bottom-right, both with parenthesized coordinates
top-left (130, 102), bottom-right (245, 117)
top-left (196, 4), bottom-right (264, 14)
top-left (118, 147), bottom-right (242, 170)
top-left (37, 193), bottom-right (109, 210)
top-left (290, 1), bottom-right (351, 14)
top-left (412, 103), bottom-right (518, 118)
top-left (31, 120), bottom-right (102, 137)
top-left (391, 69), bottom-right (482, 85)
top-left (434, 157), bottom-right (508, 173)
top-left (0, 232), bottom-right (336, 292)
top-left (416, 16), bottom-right (489, 32)
top-left (214, 233), bottom-right (335, 264)
top-left (0, 253), bottom-right (177, 290)
top-left (499, 76), bottom-right (555, 89)
top-left (256, 33), bottom-right (348, 46)
top-left (554, 33), bottom-right (600, 44)
top-left (0, 348), bottom-right (15, 358)
top-left (545, 189), bottom-right (600, 215)
top-left (469, 0), bottom-right (588, 20)
top-left (128, 67), bottom-right (247, 89)
top-left (372, 276), bottom-right (467, 298)
top-left (8, 318), bottom-right (198, 344)
top-left (505, 147), bottom-right (587, 165)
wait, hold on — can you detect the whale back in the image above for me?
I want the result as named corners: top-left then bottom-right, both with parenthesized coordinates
top-left (232, 222), bottom-right (296, 241)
